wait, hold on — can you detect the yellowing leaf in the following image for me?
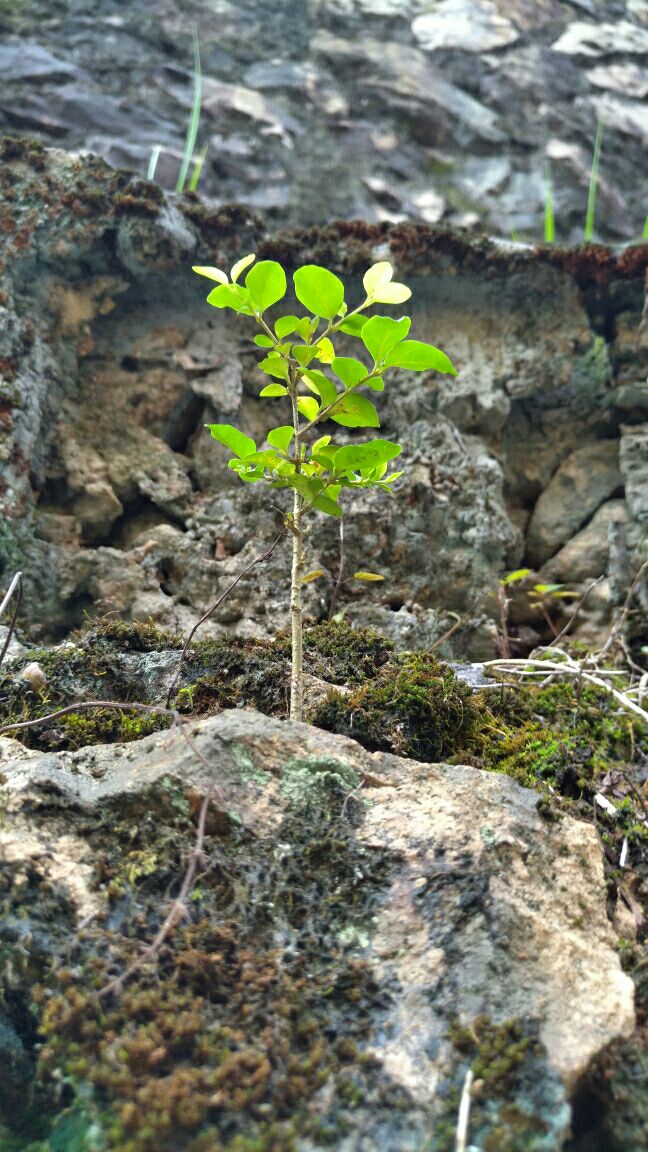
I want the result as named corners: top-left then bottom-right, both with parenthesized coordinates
top-left (230, 253), bottom-right (256, 283)
top-left (500, 568), bottom-right (532, 586)
top-left (315, 337), bottom-right (335, 364)
top-left (298, 396), bottom-right (320, 421)
top-left (363, 262), bottom-right (393, 296)
top-left (192, 265), bottom-right (228, 284)
top-left (372, 282), bottom-right (412, 304)
top-left (352, 571), bottom-right (385, 582)
top-left (301, 569), bottom-right (325, 584)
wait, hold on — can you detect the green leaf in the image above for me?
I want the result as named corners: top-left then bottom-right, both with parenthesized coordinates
top-left (293, 344), bottom-right (317, 367)
top-left (267, 426), bottom-right (294, 453)
top-left (294, 264), bottom-right (345, 320)
top-left (260, 383), bottom-right (289, 397)
top-left (353, 571), bottom-right (385, 582)
top-left (297, 396), bottom-right (320, 422)
top-left (330, 394), bottom-right (380, 428)
top-left (333, 441), bottom-right (401, 472)
top-left (254, 334), bottom-right (275, 348)
top-left (313, 494), bottom-right (343, 518)
top-left (303, 369), bottom-right (338, 408)
top-left (231, 253), bottom-right (256, 283)
top-left (259, 355), bottom-right (289, 380)
top-left (331, 357), bottom-right (369, 389)
top-left (236, 449), bottom-right (284, 469)
top-left (338, 315), bottom-right (368, 337)
top-left (311, 434), bottom-right (332, 455)
top-left (385, 340), bottom-right (456, 374)
top-left (364, 376), bottom-right (384, 392)
top-left (245, 260), bottom-right (286, 313)
top-left (206, 424), bottom-right (256, 458)
top-left (274, 315), bottom-right (312, 341)
top-left (206, 283), bottom-right (254, 314)
top-left (361, 316), bottom-right (411, 363)
top-left (287, 474), bottom-right (323, 502)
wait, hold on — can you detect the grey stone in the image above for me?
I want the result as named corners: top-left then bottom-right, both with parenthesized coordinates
top-left (552, 20), bottom-right (648, 57)
top-left (412, 1), bottom-right (519, 53)
top-left (0, 40), bottom-right (80, 83)
top-left (620, 424), bottom-right (648, 526)
top-left (587, 62), bottom-right (648, 99)
top-left (0, 708), bottom-right (636, 1109)
top-left (526, 441), bottom-right (623, 567)
top-left (541, 499), bottom-right (628, 582)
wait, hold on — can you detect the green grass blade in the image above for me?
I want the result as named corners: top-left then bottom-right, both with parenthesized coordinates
top-left (188, 144), bottom-right (209, 193)
top-left (175, 25), bottom-right (202, 195)
top-left (147, 144), bottom-right (162, 182)
top-left (544, 166), bottom-right (555, 244)
top-left (643, 216), bottom-right (648, 240)
top-left (584, 120), bottom-right (603, 243)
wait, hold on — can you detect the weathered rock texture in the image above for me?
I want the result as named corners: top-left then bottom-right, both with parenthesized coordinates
top-left (0, 710), bottom-right (636, 1148)
top-left (1, 143), bottom-right (647, 655)
top-left (1, 0), bottom-right (647, 240)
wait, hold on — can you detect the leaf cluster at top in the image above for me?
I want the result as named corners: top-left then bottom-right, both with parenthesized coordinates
top-left (192, 255), bottom-right (457, 517)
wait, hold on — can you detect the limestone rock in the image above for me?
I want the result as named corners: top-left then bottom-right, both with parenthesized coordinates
top-left (526, 441), bottom-right (623, 567)
top-left (541, 499), bottom-right (628, 582)
top-left (552, 20), bottom-right (648, 58)
top-left (0, 710), bottom-right (635, 1144)
top-left (412, 0), bottom-right (519, 53)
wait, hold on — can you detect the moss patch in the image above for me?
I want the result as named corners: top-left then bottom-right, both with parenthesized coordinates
top-left (3, 767), bottom-right (399, 1152)
top-left (311, 651), bottom-right (477, 761)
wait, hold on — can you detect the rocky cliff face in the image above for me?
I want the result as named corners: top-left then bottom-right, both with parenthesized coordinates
top-left (0, 0), bottom-right (647, 240)
top-left (1, 142), bottom-right (647, 654)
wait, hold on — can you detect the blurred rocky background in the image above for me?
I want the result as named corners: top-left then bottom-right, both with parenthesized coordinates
top-left (0, 0), bottom-right (647, 241)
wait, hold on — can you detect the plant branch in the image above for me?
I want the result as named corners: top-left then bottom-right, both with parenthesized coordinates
top-left (165, 528), bottom-right (286, 707)
top-left (0, 571), bottom-right (23, 671)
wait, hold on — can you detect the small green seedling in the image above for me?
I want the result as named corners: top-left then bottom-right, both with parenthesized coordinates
top-left (193, 256), bottom-right (456, 719)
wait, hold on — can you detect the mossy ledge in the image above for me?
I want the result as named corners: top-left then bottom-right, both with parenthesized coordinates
top-left (1, 618), bottom-right (648, 1149)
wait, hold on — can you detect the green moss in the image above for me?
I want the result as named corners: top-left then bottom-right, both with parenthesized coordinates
top-left (312, 651), bottom-right (477, 761)
top-left (7, 774), bottom-right (396, 1152)
top-left (274, 622), bottom-right (393, 685)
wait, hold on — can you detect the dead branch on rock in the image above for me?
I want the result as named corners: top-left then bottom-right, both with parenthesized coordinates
top-left (0, 571), bottom-right (23, 670)
top-left (165, 527), bottom-right (287, 707)
top-left (484, 650), bottom-right (648, 725)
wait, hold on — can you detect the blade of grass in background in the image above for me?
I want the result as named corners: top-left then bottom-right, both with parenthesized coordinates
top-left (643, 216), bottom-right (648, 240)
top-left (584, 120), bottom-right (603, 242)
top-left (147, 144), bottom-right (162, 183)
top-left (188, 143), bottom-right (209, 192)
top-left (544, 165), bottom-right (555, 244)
top-left (176, 25), bottom-right (202, 195)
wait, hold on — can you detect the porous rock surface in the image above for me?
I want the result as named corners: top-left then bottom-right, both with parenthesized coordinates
top-left (0, 710), bottom-right (636, 1148)
top-left (1, 0), bottom-right (647, 240)
top-left (1, 144), bottom-right (647, 656)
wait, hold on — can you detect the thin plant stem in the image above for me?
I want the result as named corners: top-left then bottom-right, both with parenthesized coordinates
top-left (147, 144), bottom-right (162, 182)
top-left (328, 518), bottom-right (345, 622)
top-left (165, 528), bottom-right (286, 707)
top-left (176, 25), bottom-right (202, 195)
top-left (0, 571), bottom-right (23, 670)
top-left (584, 120), bottom-right (603, 242)
top-left (544, 164), bottom-right (555, 244)
top-left (188, 143), bottom-right (208, 192)
top-left (289, 367), bottom-right (305, 721)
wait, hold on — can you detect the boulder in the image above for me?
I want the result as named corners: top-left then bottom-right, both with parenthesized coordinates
top-left (526, 440), bottom-right (623, 567)
top-left (541, 499), bottom-right (628, 582)
top-left (0, 710), bottom-right (635, 1148)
